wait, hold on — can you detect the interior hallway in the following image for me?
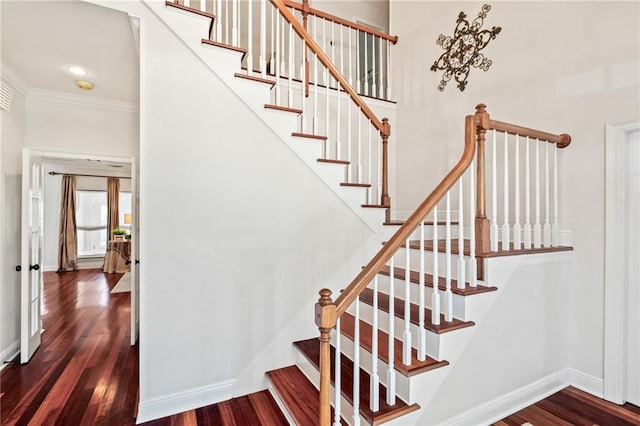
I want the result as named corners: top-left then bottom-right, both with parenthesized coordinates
top-left (0, 269), bottom-right (138, 425)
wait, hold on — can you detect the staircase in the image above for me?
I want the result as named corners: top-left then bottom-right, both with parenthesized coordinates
top-left (152, 1), bottom-right (574, 424)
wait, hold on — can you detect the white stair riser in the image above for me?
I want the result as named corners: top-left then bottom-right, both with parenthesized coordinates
top-left (332, 332), bottom-right (412, 403)
top-left (352, 302), bottom-right (462, 361)
top-left (396, 246), bottom-right (479, 282)
top-left (375, 274), bottom-right (466, 319)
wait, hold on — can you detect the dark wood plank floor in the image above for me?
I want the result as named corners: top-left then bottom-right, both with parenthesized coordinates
top-left (0, 269), bottom-right (137, 425)
top-left (494, 386), bottom-right (640, 426)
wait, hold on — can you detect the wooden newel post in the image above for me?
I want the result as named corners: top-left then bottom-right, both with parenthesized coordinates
top-left (302, 0), bottom-right (310, 98)
top-left (315, 288), bottom-right (336, 426)
top-left (474, 104), bottom-right (490, 255)
top-left (380, 117), bottom-right (391, 207)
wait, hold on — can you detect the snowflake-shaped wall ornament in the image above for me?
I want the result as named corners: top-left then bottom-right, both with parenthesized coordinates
top-left (430, 4), bottom-right (502, 92)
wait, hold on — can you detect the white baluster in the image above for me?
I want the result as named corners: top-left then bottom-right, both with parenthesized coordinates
top-left (336, 25), bottom-right (343, 158)
top-left (524, 136), bottom-right (532, 249)
top-left (347, 92), bottom-right (352, 180)
top-left (348, 28), bottom-right (354, 87)
top-left (469, 160), bottom-right (477, 287)
top-left (552, 143), bottom-right (560, 246)
top-left (323, 19), bottom-right (330, 153)
top-left (543, 140), bottom-right (551, 246)
top-left (237, 1), bottom-right (241, 47)
top-left (300, 38), bottom-right (306, 134)
top-left (534, 138), bottom-right (542, 248)
top-left (334, 316), bottom-right (341, 426)
top-left (313, 18), bottom-right (319, 135)
top-left (387, 256), bottom-right (396, 405)
top-left (356, 30), bottom-right (361, 95)
top-left (184, 0), bottom-right (190, 8)
top-left (457, 177), bottom-right (466, 289)
top-left (274, 12), bottom-right (281, 104)
top-left (224, 0), bottom-right (229, 44)
top-left (232, 0), bottom-right (238, 46)
top-left (386, 39), bottom-right (392, 100)
top-left (247, 0), bottom-right (253, 73)
top-left (331, 21), bottom-right (336, 89)
top-left (444, 192), bottom-right (453, 322)
top-left (502, 131), bottom-right (510, 251)
top-left (364, 33), bottom-right (369, 96)
top-left (378, 36), bottom-right (383, 99)
top-left (199, 0), bottom-right (205, 13)
top-left (432, 206), bottom-right (441, 326)
top-left (418, 221), bottom-right (426, 361)
top-left (402, 237), bottom-right (412, 365)
top-left (371, 36), bottom-right (377, 97)
top-left (260, 0), bottom-right (266, 76)
top-left (513, 134), bottom-right (522, 249)
top-left (357, 111), bottom-right (362, 183)
top-left (370, 276), bottom-right (380, 412)
top-left (367, 122), bottom-right (372, 203)
top-left (288, 19), bottom-right (294, 108)
top-left (353, 296), bottom-right (361, 426)
top-left (215, 0), bottom-right (222, 42)
top-left (491, 130), bottom-right (499, 251)
top-left (269, 6), bottom-right (274, 74)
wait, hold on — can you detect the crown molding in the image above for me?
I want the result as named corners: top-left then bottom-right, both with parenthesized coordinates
top-left (1, 60), bottom-right (31, 96)
top-left (27, 88), bottom-right (139, 113)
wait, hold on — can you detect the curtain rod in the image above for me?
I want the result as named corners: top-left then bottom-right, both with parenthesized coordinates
top-left (48, 171), bottom-right (132, 179)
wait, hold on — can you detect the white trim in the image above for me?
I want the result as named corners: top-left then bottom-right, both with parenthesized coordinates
top-left (1, 60), bottom-right (30, 96)
top-left (0, 339), bottom-right (20, 365)
top-left (27, 88), bottom-right (139, 113)
top-left (566, 368), bottom-right (604, 398)
top-left (604, 119), bottom-right (640, 404)
top-left (441, 370), bottom-right (569, 426)
top-left (136, 380), bottom-right (235, 424)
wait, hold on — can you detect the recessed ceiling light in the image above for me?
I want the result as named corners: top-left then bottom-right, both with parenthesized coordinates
top-left (67, 66), bottom-right (88, 76)
top-left (75, 80), bottom-right (95, 91)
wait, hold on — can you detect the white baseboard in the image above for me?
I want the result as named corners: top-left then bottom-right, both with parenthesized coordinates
top-left (566, 368), bottom-right (604, 398)
top-left (442, 370), bottom-right (569, 426)
top-left (1, 339), bottom-right (20, 366)
top-left (136, 380), bottom-right (235, 424)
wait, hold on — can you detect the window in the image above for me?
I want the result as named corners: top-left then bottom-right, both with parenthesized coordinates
top-left (76, 190), bottom-right (132, 257)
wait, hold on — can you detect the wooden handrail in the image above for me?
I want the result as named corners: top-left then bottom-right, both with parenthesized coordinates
top-left (271, 0), bottom-right (386, 134)
top-left (332, 115), bottom-right (478, 317)
top-left (282, 0), bottom-right (399, 44)
top-left (486, 120), bottom-right (572, 148)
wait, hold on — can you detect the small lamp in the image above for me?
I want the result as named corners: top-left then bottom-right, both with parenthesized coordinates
top-left (124, 213), bottom-right (132, 225)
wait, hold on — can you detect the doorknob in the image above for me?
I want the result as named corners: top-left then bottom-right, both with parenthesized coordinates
top-left (16, 265), bottom-right (21, 272)
top-left (29, 264), bottom-right (40, 271)
top-left (135, 259), bottom-right (140, 265)
top-left (125, 260), bottom-right (131, 265)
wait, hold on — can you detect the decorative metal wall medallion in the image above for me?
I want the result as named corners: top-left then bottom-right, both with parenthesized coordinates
top-left (430, 4), bottom-right (502, 92)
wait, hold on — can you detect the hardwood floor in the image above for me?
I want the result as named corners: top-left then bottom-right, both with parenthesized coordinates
top-left (494, 386), bottom-right (640, 426)
top-left (0, 269), bottom-right (138, 425)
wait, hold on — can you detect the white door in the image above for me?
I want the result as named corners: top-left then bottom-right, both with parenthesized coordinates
top-left (130, 157), bottom-right (140, 345)
top-left (20, 148), bottom-right (44, 363)
top-left (627, 131), bottom-right (640, 406)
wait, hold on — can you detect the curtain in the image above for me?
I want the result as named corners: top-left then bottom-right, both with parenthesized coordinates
top-left (57, 175), bottom-right (78, 272)
top-left (107, 177), bottom-right (120, 240)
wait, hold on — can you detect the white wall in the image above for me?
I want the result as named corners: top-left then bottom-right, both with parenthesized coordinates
top-left (26, 93), bottom-right (138, 157)
top-left (312, 0), bottom-right (389, 32)
top-left (390, 0), bottom-right (639, 394)
top-left (0, 76), bottom-right (26, 362)
top-left (89, 1), bottom-right (382, 421)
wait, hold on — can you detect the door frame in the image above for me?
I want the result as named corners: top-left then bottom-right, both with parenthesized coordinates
top-left (22, 149), bottom-right (139, 351)
top-left (604, 119), bottom-right (640, 404)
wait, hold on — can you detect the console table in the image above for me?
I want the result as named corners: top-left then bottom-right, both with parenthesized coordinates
top-left (103, 240), bottom-right (131, 273)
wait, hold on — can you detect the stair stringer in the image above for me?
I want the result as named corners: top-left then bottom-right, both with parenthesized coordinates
top-left (142, 0), bottom-right (396, 233)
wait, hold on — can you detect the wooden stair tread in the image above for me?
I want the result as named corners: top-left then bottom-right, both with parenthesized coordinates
top-left (362, 204), bottom-right (389, 209)
top-left (403, 239), bottom-right (573, 258)
top-left (340, 182), bottom-right (371, 188)
top-left (383, 220), bottom-right (459, 226)
top-left (234, 73), bottom-right (276, 86)
top-left (292, 132), bottom-right (328, 140)
top-left (201, 39), bottom-right (247, 55)
top-left (264, 104), bottom-right (303, 115)
top-left (341, 313), bottom-right (449, 377)
top-left (377, 265), bottom-right (498, 296)
top-left (360, 288), bottom-right (475, 334)
top-left (318, 158), bottom-right (350, 165)
top-left (266, 366), bottom-right (347, 426)
top-left (165, 1), bottom-right (215, 19)
top-left (294, 339), bottom-right (420, 425)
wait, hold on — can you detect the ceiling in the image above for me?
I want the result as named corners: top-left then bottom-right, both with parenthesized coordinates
top-left (1, 0), bottom-right (139, 104)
